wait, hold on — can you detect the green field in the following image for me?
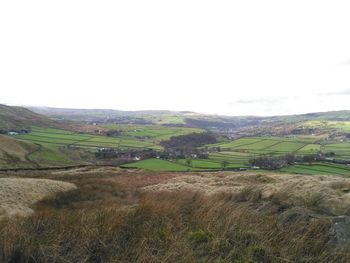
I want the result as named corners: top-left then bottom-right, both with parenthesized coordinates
top-left (198, 136), bottom-right (350, 173)
top-left (324, 142), bottom-right (350, 159)
top-left (208, 151), bottom-right (252, 166)
top-left (117, 133), bottom-right (350, 172)
top-left (15, 127), bottom-right (163, 150)
top-left (121, 158), bottom-right (197, 171)
top-left (102, 124), bottom-right (202, 142)
top-left (11, 126), bottom-right (350, 172)
top-left (204, 137), bottom-right (323, 164)
top-left (12, 127), bottom-right (166, 166)
top-left (208, 136), bottom-right (350, 157)
top-left (303, 120), bottom-right (350, 132)
top-left (176, 158), bottom-right (244, 169)
top-left (281, 163), bottom-right (350, 176)
top-left (12, 126), bottom-right (203, 167)
top-left (297, 144), bottom-right (321, 154)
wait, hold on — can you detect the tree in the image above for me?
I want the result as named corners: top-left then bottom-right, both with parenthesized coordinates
top-left (221, 160), bottom-right (229, 170)
top-left (249, 155), bottom-right (287, 170)
top-left (302, 155), bottom-right (315, 165)
top-left (285, 153), bottom-right (296, 165)
top-left (185, 158), bottom-right (192, 167)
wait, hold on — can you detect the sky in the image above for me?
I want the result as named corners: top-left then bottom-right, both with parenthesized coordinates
top-left (1, 0), bottom-right (350, 116)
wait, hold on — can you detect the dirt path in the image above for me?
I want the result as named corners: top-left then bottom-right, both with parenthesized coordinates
top-left (24, 143), bottom-right (41, 168)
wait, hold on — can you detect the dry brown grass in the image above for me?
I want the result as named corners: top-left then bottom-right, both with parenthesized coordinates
top-left (0, 167), bottom-right (349, 262)
top-left (144, 171), bottom-right (350, 215)
top-left (0, 135), bottom-right (38, 168)
top-left (0, 178), bottom-right (76, 217)
top-left (0, 136), bottom-right (36, 160)
top-left (0, 191), bottom-right (348, 263)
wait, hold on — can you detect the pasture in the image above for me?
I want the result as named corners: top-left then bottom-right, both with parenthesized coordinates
top-left (280, 163), bottom-right (350, 176)
top-left (10, 125), bottom-right (203, 168)
top-left (12, 127), bottom-right (350, 172)
top-left (13, 126), bottom-right (177, 166)
top-left (123, 136), bottom-right (350, 172)
top-left (102, 124), bottom-right (202, 142)
top-left (121, 158), bottom-right (197, 171)
top-left (208, 136), bottom-right (349, 157)
top-left (15, 127), bottom-right (162, 150)
top-left (204, 137), bottom-right (323, 165)
top-left (200, 136), bottom-right (350, 173)
top-left (324, 142), bottom-right (350, 159)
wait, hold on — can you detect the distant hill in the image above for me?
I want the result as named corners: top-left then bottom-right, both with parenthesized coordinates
top-left (27, 106), bottom-right (191, 122)
top-left (26, 105), bottom-right (350, 130)
top-left (0, 104), bottom-right (60, 130)
top-left (269, 110), bottom-right (350, 123)
top-left (27, 106), bottom-right (263, 128)
top-left (0, 105), bottom-right (105, 133)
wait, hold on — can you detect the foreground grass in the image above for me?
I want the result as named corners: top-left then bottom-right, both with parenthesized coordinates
top-left (1, 191), bottom-right (347, 263)
top-left (0, 168), bottom-right (349, 262)
top-left (0, 178), bottom-right (76, 217)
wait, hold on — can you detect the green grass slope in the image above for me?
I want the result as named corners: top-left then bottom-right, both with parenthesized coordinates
top-left (121, 158), bottom-right (197, 171)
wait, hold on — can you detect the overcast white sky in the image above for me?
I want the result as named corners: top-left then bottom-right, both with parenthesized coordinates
top-left (1, 1), bottom-right (350, 116)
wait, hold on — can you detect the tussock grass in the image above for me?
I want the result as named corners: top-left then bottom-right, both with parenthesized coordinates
top-left (0, 178), bottom-right (76, 217)
top-left (0, 168), bottom-right (350, 262)
top-left (145, 171), bottom-right (350, 215)
top-left (231, 186), bottom-right (263, 202)
top-left (0, 191), bottom-right (348, 263)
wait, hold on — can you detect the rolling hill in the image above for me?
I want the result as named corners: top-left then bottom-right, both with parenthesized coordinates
top-left (0, 104), bottom-right (108, 134)
top-left (28, 106), bottom-right (192, 123)
top-left (28, 106), bottom-right (350, 130)
top-left (0, 104), bottom-right (60, 130)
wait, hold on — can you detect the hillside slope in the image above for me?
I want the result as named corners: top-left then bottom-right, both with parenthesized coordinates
top-left (0, 104), bottom-right (105, 134)
top-left (0, 135), bottom-right (40, 168)
top-left (0, 104), bottom-right (59, 130)
top-left (28, 106), bottom-right (188, 122)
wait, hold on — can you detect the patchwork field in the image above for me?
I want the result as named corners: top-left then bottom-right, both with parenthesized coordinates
top-left (122, 135), bottom-right (350, 172)
top-left (206, 136), bottom-right (350, 162)
top-left (280, 163), bottom-right (350, 176)
top-left (15, 126), bottom-right (202, 149)
top-left (102, 124), bottom-right (202, 141)
top-left (197, 137), bottom-right (322, 169)
top-left (5, 126), bottom-right (205, 167)
top-left (324, 142), bottom-right (350, 159)
top-left (15, 127), bottom-right (159, 150)
top-left (7, 125), bottom-right (350, 175)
